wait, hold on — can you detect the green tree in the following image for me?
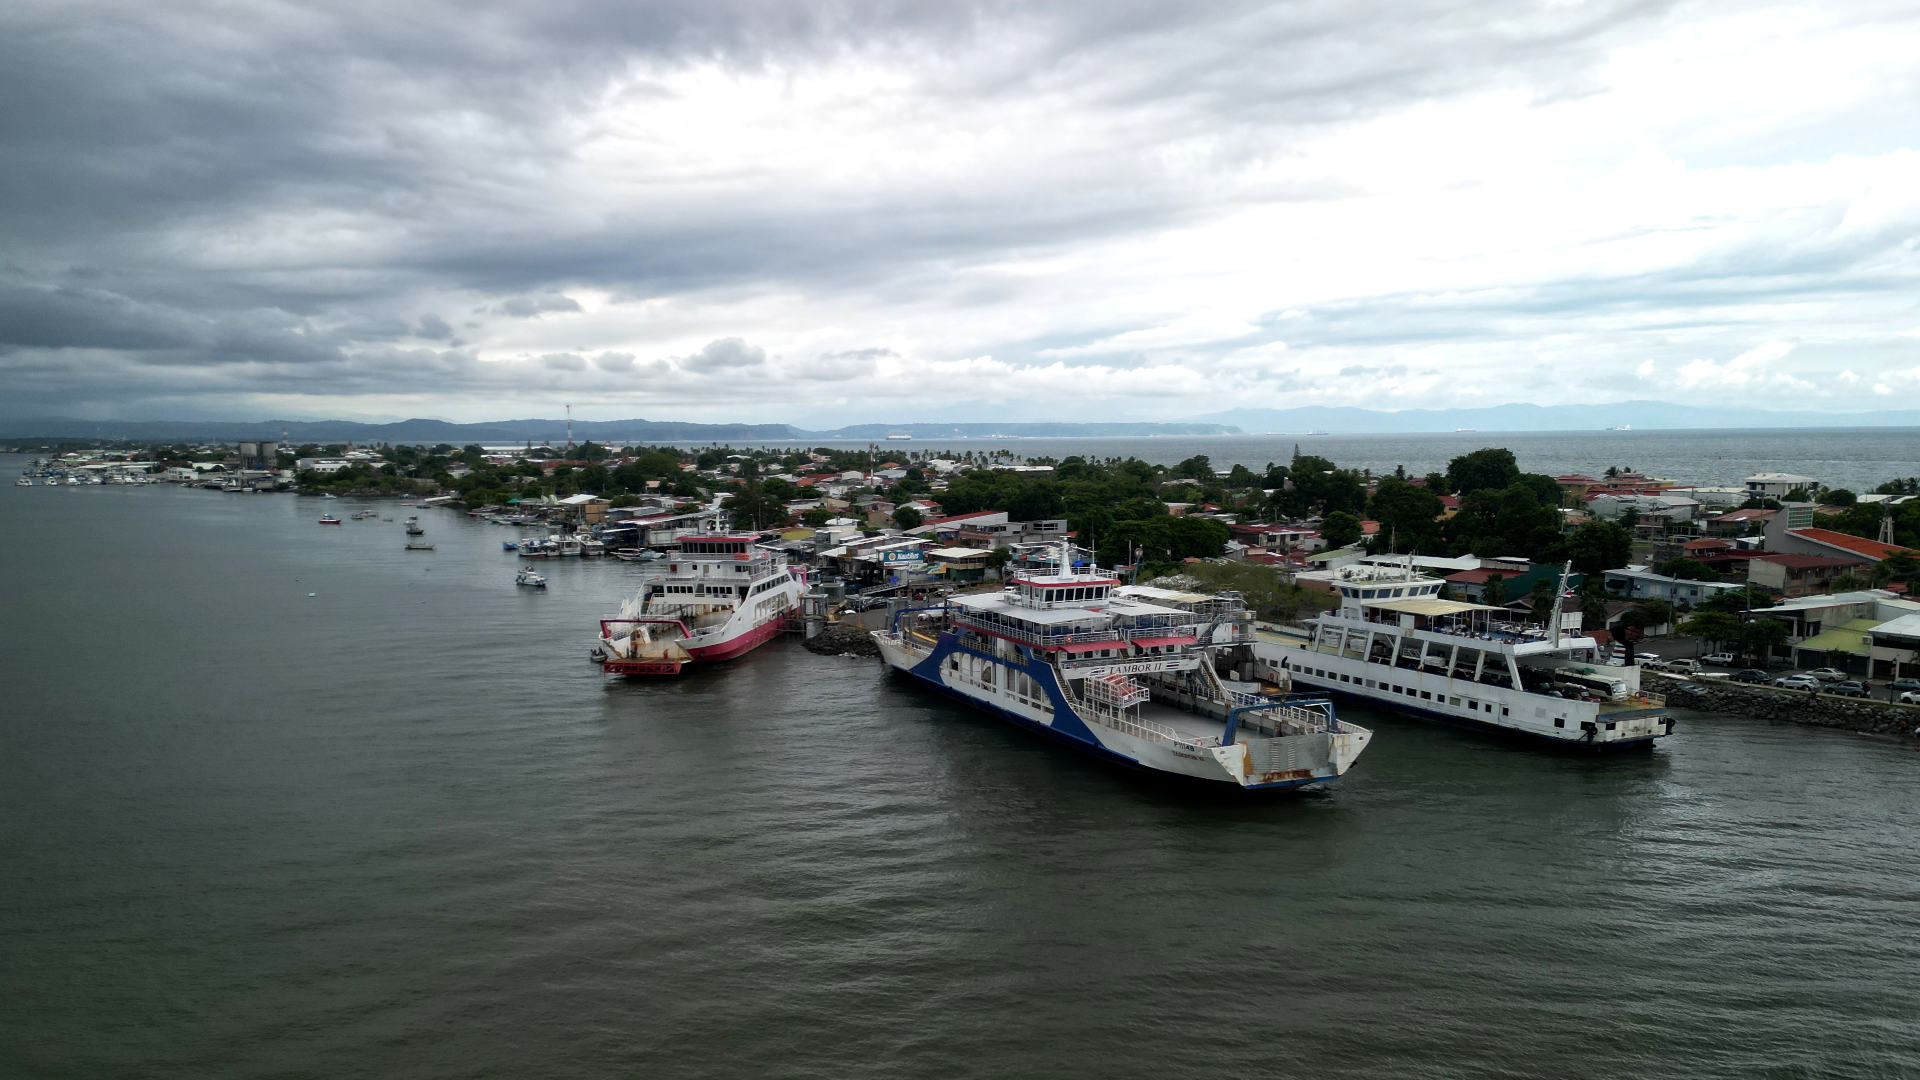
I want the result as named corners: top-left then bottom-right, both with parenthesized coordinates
top-left (1656, 557), bottom-right (1718, 581)
top-left (1875, 552), bottom-right (1920, 591)
top-left (800, 508), bottom-right (835, 528)
top-left (1174, 454), bottom-right (1213, 479)
top-left (1740, 618), bottom-right (1790, 664)
top-left (1447, 447), bottom-right (1521, 495)
top-left (1826, 488), bottom-right (1857, 506)
top-left (1528, 579), bottom-right (1557, 623)
top-left (1678, 610), bottom-right (1741, 650)
top-left (727, 482), bottom-right (785, 531)
top-left (1366, 476), bottom-right (1444, 553)
top-left (1321, 510), bottom-right (1363, 550)
top-left (892, 506), bottom-right (924, 530)
top-left (1830, 570), bottom-right (1867, 592)
top-left (1580, 579), bottom-right (1612, 636)
top-left (1482, 573), bottom-right (1507, 608)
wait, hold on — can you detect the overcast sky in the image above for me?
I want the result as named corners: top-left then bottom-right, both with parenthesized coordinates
top-left (4, 0), bottom-right (1919, 425)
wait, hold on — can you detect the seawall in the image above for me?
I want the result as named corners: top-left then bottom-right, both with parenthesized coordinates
top-left (1647, 673), bottom-right (1920, 738)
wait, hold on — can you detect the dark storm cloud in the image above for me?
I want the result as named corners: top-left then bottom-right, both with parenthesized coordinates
top-left (681, 338), bottom-right (766, 372)
top-left (2, 0), bottom-right (1905, 420)
top-left (0, 280), bottom-right (201, 351)
top-left (488, 294), bottom-right (584, 318)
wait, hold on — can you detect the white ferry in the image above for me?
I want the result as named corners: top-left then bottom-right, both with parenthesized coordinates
top-left (597, 535), bottom-right (808, 676)
top-left (1252, 563), bottom-right (1671, 749)
top-left (872, 548), bottom-right (1372, 790)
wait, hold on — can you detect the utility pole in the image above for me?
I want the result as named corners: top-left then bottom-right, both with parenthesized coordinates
top-left (565, 404), bottom-right (573, 452)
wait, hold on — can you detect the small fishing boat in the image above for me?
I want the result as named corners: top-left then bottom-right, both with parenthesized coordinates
top-left (502, 540), bottom-right (520, 552)
top-left (318, 513), bottom-right (342, 524)
top-left (405, 540), bottom-right (435, 550)
top-left (516, 567), bottom-right (548, 588)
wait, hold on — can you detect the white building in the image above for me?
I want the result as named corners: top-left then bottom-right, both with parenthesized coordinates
top-left (1744, 472), bottom-right (1819, 499)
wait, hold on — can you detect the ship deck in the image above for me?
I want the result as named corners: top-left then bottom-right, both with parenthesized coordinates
top-left (1134, 702), bottom-right (1228, 744)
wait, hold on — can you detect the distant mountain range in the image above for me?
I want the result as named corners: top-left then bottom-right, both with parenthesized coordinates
top-left (1193, 401), bottom-right (1920, 433)
top-left (4, 401), bottom-right (1916, 443)
top-left (0, 417), bottom-right (1238, 443)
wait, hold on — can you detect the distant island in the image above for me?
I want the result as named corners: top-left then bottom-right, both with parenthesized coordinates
top-left (4, 398), bottom-right (1918, 443)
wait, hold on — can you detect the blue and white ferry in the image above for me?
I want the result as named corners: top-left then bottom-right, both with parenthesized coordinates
top-left (872, 547), bottom-right (1371, 790)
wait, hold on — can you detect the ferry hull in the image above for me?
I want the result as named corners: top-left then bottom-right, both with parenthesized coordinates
top-left (604, 615), bottom-right (786, 677)
top-left (1261, 643), bottom-right (1673, 751)
top-left (877, 633), bottom-right (1356, 791)
top-left (1285, 674), bottom-right (1664, 751)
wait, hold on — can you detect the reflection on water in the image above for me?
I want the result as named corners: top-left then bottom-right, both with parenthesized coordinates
top-left (2, 462), bottom-right (1918, 1079)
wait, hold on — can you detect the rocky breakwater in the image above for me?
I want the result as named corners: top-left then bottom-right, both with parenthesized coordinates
top-left (802, 620), bottom-right (881, 659)
top-left (1648, 673), bottom-right (1920, 738)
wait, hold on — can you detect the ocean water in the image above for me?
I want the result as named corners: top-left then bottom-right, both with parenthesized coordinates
top-left (722, 428), bottom-right (1920, 492)
top-left (4, 457), bottom-right (1920, 1078)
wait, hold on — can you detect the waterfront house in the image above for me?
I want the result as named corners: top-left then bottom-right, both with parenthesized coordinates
top-left (1745, 472), bottom-right (1819, 499)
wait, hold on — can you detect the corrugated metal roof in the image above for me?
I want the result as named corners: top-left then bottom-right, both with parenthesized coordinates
top-left (1796, 625), bottom-right (1876, 656)
top-left (1368, 598), bottom-right (1506, 616)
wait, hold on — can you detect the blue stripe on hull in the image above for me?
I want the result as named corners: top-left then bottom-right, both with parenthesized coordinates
top-left (1288, 677), bottom-right (1661, 753)
top-left (887, 658), bottom-right (1326, 793)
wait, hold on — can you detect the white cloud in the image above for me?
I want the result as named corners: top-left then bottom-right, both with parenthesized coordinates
top-left (8, 1), bottom-right (1920, 423)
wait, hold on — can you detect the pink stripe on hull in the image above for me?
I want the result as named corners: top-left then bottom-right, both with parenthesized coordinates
top-left (686, 615), bottom-right (785, 663)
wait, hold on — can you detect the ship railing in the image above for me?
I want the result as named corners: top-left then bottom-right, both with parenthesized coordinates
top-left (1599, 691), bottom-right (1665, 711)
top-left (950, 617), bottom-right (1205, 651)
top-left (1088, 708), bottom-right (1218, 750)
top-left (1231, 697), bottom-right (1347, 738)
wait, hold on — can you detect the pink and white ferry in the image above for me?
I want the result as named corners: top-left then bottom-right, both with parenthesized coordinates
top-left (596, 535), bottom-right (808, 676)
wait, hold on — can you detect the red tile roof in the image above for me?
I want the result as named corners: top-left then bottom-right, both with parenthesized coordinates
top-left (1751, 552), bottom-right (1867, 570)
top-left (1787, 528), bottom-right (1920, 562)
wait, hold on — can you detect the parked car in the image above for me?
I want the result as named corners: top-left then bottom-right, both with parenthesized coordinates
top-left (1702, 653), bottom-right (1736, 666)
top-left (1664, 658), bottom-right (1705, 674)
top-left (1890, 678), bottom-right (1920, 695)
top-left (1774, 674), bottom-right (1820, 690)
top-left (1804, 667), bottom-right (1848, 683)
top-left (1901, 690), bottom-right (1920, 705)
top-left (1731, 669), bottom-right (1772, 684)
top-left (1829, 680), bottom-right (1870, 698)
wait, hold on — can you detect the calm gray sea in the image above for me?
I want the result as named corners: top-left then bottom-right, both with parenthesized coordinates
top-left (727, 428), bottom-right (1920, 492)
top-left (4, 452), bottom-right (1920, 1079)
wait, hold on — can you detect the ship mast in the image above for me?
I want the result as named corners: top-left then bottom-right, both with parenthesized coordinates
top-left (1551, 559), bottom-right (1572, 647)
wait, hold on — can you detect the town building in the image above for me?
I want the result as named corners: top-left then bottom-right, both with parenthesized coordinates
top-left (1744, 472), bottom-right (1819, 499)
top-left (1602, 568), bottom-right (1743, 606)
top-left (1745, 553), bottom-right (1869, 598)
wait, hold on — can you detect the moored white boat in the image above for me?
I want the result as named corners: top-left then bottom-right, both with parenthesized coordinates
top-left (1251, 562), bottom-right (1672, 749)
top-left (872, 544), bottom-right (1371, 790)
top-left (516, 567), bottom-right (548, 587)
